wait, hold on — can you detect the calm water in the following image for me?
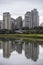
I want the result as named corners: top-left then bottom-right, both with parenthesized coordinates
top-left (0, 38), bottom-right (43, 65)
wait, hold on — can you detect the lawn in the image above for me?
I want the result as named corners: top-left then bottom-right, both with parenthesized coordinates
top-left (0, 34), bottom-right (43, 38)
top-left (0, 34), bottom-right (43, 42)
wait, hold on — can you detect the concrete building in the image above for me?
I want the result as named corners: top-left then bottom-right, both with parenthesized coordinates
top-left (25, 12), bottom-right (32, 28)
top-left (31, 9), bottom-right (39, 27)
top-left (3, 12), bottom-right (11, 30)
top-left (0, 20), bottom-right (3, 29)
top-left (2, 9), bottom-right (39, 30)
top-left (11, 18), bottom-right (16, 29)
top-left (11, 17), bottom-right (22, 30)
top-left (25, 9), bottom-right (39, 28)
top-left (22, 19), bottom-right (25, 27)
top-left (16, 16), bottom-right (22, 29)
top-left (40, 22), bottom-right (43, 27)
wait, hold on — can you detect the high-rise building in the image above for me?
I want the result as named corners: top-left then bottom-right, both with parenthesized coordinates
top-left (11, 18), bottom-right (16, 29)
top-left (40, 22), bottom-right (43, 27)
top-left (0, 20), bottom-right (3, 29)
top-left (25, 9), bottom-right (39, 28)
top-left (25, 12), bottom-right (32, 28)
top-left (22, 19), bottom-right (25, 27)
top-left (31, 9), bottom-right (39, 28)
top-left (16, 16), bottom-right (22, 29)
top-left (3, 12), bottom-right (11, 30)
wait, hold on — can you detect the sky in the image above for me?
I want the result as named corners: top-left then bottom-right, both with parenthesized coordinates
top-left (0, 0), bottom-right (43, 24)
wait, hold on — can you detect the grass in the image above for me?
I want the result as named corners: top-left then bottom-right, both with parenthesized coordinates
top-left (0, 34), bottom-right (43, 38)
top-left (0, 34), bottom-right (43, 42)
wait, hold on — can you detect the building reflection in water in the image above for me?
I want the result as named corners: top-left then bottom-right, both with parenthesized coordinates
top-left (0, 41), bottom-right (3, 49)
top-left (15, 40), bottom-right (23, 54)
top-left (11, 40), bottom-right (23, 54)
top-left (25, 41), bottom-right (39, 61)
top-left (3, 41), bottom-right (11, 58)
top-left (0, 39), bottom-right (42, 62)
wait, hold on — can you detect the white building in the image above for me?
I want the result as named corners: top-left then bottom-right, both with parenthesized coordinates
top-left (3, 12), bottom-right (11, 30)
top-left (25, 12), bottom-right (32, 28)
top-left (0, 20), bottom-right (3, 29)
top-left (31, 9), bottom-right (39, 28)
top-left (25, 9), bottom-right (39, 28)
top-left (40, 22), bottom-right (43, 27)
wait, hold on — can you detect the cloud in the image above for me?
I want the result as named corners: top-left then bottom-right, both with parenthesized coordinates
top-left (0, 0), bottom-right (43, 4)
top-left (0, 0), bottom-right (27, 4)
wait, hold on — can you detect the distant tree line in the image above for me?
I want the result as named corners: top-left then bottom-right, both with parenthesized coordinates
top-left (22, 26), bottom-right (43, 34)
top-left (0, 26), bottom-right (43, 34)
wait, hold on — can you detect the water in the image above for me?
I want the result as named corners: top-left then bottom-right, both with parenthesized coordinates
top-left (0, 38), bottom-right (43, 65)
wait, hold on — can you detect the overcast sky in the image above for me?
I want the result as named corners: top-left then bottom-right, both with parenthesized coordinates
top-left (0, 0), bottom-right (43, 24)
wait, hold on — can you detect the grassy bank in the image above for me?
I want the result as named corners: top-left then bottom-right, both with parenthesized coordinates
top-left (0, 34), bottom-right (43, 38)
top-left (0, 34), bottom-right (43, 42)
top-left (0, 34), bottom-right (43, 39)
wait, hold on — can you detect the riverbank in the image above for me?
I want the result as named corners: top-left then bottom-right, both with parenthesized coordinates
top-left (0, 34), bottom-right (43, 42)
top-left (0, 34), bottom-right (43, 40)
top-left (0, 34), bottom-right (43, 38)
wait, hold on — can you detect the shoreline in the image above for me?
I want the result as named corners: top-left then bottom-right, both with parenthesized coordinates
top-left (0, 34), bottom-right (43, 42)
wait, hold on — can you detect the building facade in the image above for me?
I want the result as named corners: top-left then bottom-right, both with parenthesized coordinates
top-left (25, 9), bottom-right (39, 28)
top-left (16, 16), bottom-right (22, 29)
top-left (0, 20), bottom-right (3, 29)
top-left (3, 12), bottom-right (11, 30)
top-left (11, 18), bottom-right (16, 29)
top-left (25, 12), bottom-right (32, 28)
top-left (31, 9), bottom-right (39, 28)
